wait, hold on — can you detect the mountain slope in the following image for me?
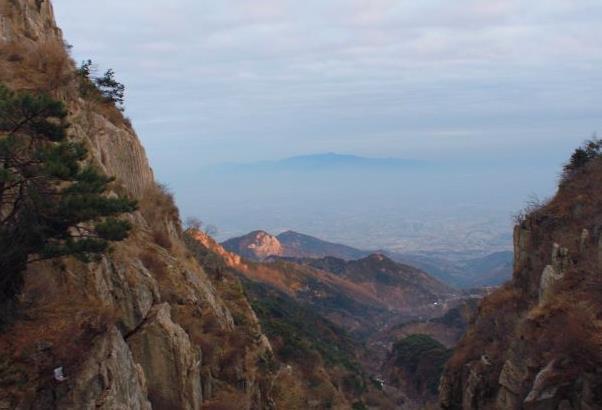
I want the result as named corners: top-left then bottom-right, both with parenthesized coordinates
top-left (0, 2), bottom-right (274, 408)
top-left (187, 230), bottom-right (400, 409)
top-left (277, 230), bottom-right (369, 260)
top-left (390, 251), bottom-right (513, 288)
top-left (439, 152), bottom-right (602, 409)
top-left (281, 254), bottom-right (457, 314)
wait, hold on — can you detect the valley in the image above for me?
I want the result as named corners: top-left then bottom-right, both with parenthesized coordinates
top-left (0, 1), bottom-right (600, 409)
top-left (192, 227), bottom-right (490, 408)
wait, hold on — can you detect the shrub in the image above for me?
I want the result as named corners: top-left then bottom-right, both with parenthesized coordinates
top-left (77, 60), bottom-right (125, 110)
top-left (390, 334), bottom-right (452, 395)
top-left (140, 183), bottom-right (180, 226)
top-left (513, 194), bottom-right (549, 225)
top-left (528, 300), bottom-right (602, 370)
top-left (561, 137), bottom-right (602, 182)
top-left (0, 85), bottom-right (136, 317)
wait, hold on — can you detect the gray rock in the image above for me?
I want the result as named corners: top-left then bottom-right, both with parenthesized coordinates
top-left (499, 360), bottom-right (528, 395)
top-left (127, 304), bottom-right (202, 410)
top-left (551, 243), bottom-right (570, 273)
top-left (53, 327), bottom-right (151, 410)
top-left (539, 265), bottom-right (563, 305)
top-left (524, 360), bottom-right (569, 410)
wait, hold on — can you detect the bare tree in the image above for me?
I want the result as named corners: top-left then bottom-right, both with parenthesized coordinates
top-left (205, 224), bottom-right (218, 236)
top-left (185, 217), bottom-right (203, 231)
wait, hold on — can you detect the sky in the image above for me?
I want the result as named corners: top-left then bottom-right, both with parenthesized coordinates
top-left (51, 1), bottom-right (602, 248)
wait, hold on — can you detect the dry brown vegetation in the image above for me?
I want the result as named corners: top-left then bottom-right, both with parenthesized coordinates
top-left (0, 297), bottom-right (115, 404)
top-left (140, 183), bottom-right (180, 227)
top-left (525, 298), bottom-right (602, 370)
top-left (202, 390), bottom-right (250, 410)
top-left (138, 183), bottom-right (182, 250)
top-left (447, 284), bottom-right (526, 369)
top-left (0, 40), bottom-right (73, 94)
top-left (139, 251), bottom-right (168, 279)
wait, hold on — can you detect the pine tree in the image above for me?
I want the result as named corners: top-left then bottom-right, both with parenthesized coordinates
top-left (0, 84), bottom-right (136, 307)
top-left (562, 137), bottom-right (602, 182)
top-left (77, 60), bottom-right (125, 110)
top-left (95, 68), bottom-right (125, 109)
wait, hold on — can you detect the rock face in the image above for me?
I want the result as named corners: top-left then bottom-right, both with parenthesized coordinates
top-left (191, 230), bottom-right (243, 267)
top-left (54, 327), bottom-right (152, 410)
top-left (439, 158), bottom-right (602, 409)
top-left (0, 0), bottom-right (61, 43)
top-left (127, 304), bottom-right (202, 410)
top-left (0, 1), bottom-right (275, 408)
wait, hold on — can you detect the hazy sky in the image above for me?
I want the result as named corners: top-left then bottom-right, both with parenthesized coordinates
top-left (50, 1), bottom-right (602, 248)
top-left (53, 1), bottom-right (601, 176)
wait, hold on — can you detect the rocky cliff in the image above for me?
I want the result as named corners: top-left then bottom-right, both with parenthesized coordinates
top-left (0, 1), bottom-right (274, 409)
top-left (439, 156), bottom-right (602, 409)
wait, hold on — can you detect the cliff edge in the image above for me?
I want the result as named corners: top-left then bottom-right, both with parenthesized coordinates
top-left (0, 1), bottom-right (274, 409)
top-left (439, 153), bottom-right (602, 409)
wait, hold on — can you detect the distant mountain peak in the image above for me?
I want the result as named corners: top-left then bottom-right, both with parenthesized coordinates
top-left (222, 230), bottom-right (283, 259)
top-left (364, 253), bottom-right (388, 263)
top-left (223, 230), bottom-right (369, 261)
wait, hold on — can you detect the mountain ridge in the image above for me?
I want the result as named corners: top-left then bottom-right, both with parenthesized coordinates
top-left (222, 229), bottom-right (513, 288)
top-left (222, 229), bottom-right (370, 261)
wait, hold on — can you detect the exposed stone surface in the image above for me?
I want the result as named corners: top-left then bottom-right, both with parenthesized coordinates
top-left (551, 243), bottom-right (570, 274)
top-left (191, 230), bottom-right (243, 267)
top-left (524, 360), bottom-right (562, 409)
top-left (539, 265), bottom-right (562, 305)
top-left (513, 224), bottom-right (531, 272)
top-left (69, 108), bottom-right (155, 198)
top-left (52, 327), bottom-right (152, 410)
top-left (0, 0), bottom-right (61, 43)
top-left (498, 359), bottom-right (528, 397)
top-left (127, 304), bottom-right (202, 410)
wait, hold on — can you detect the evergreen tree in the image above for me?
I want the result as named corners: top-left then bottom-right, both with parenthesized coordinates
top-left (562, 137), bottom-right (602, 182)
top-left (95, 68), bottom-right (125, 108)
top-left (0, 84), bottom-right (136, 306)
top-left (77, 60), bottom-right (125, 110)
